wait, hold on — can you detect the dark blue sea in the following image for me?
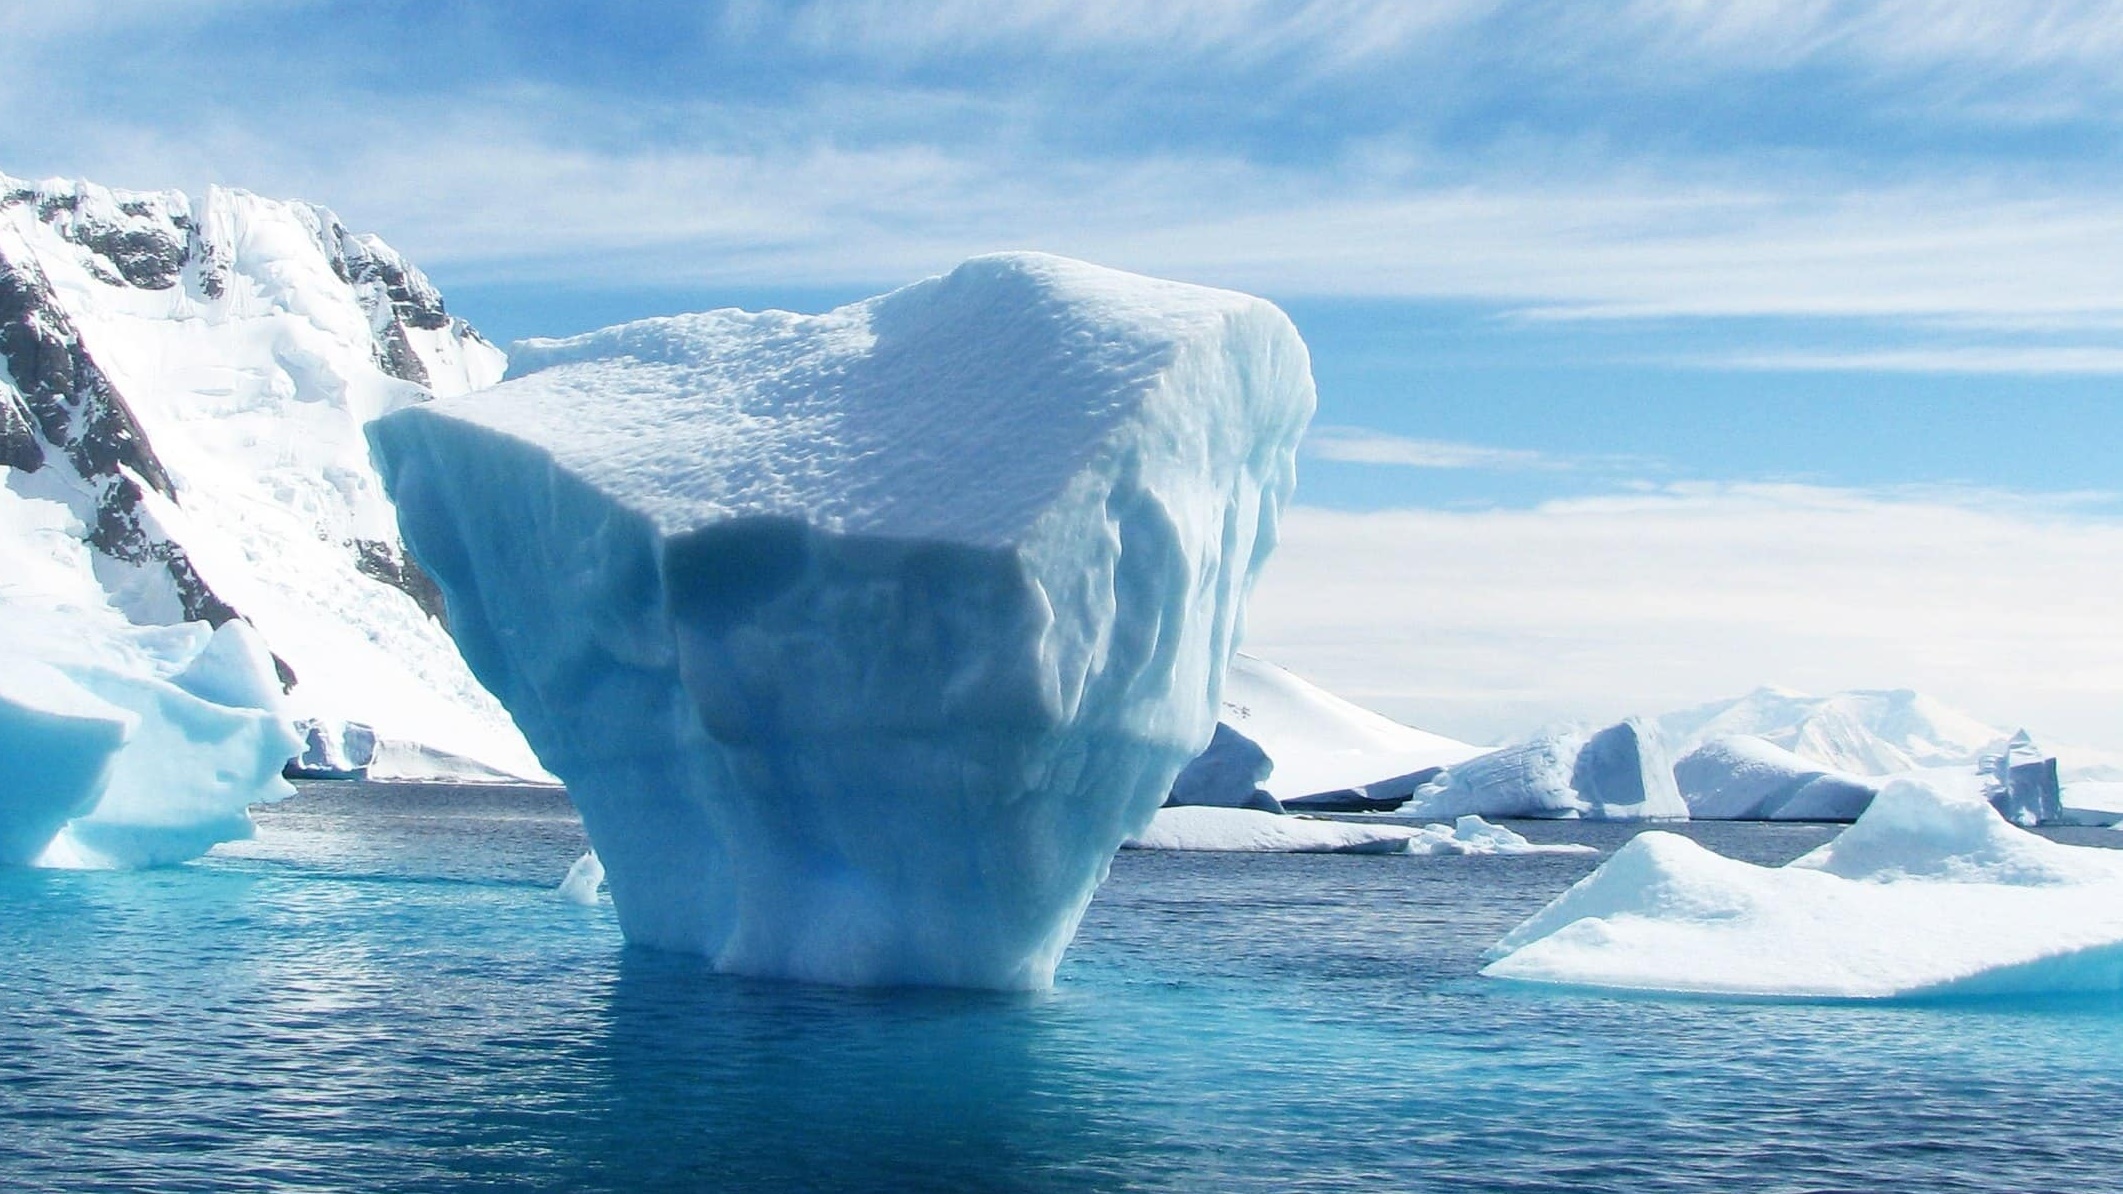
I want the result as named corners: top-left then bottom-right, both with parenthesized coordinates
top-left (5, 782), bottom-right (2123, 1193)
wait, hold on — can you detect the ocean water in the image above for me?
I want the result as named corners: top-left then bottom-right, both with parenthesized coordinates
top-left (6, 785), bottom-right (2123, 1193)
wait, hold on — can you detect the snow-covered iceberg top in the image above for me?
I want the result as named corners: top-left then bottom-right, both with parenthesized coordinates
top-left (1674, 734), bottom-right (1878, 821)
top-left (1483, 777), bottom-right (2123, 999)
top-left (1411, 718), bottom-right (1687, 821)
top-left (1126, 805), bottom-right (1593, 856)
top-left (369, 253), bottom-right (1314, 989)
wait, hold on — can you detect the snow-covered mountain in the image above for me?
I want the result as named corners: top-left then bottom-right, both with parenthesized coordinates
top-left (0, 172), bottom-right (544, 781)
top-left (1218, 653), bottom-right (1487, 800)
top-left (1656, 686), bottom-right (2007, 777)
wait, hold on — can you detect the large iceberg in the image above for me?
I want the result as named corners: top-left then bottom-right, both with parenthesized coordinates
top-left (1409, 718), bottom-right (1686, 821)
top-left (1674, 734), bottom-right (1879, 821)
top-left (369, 253), bottom-right (1314, 988)
top-left (1484, 777), bottom-right (2123, 998)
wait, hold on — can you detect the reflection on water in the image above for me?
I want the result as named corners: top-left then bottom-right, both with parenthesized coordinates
top-left (2, 782), bottom-right (2122, 1192)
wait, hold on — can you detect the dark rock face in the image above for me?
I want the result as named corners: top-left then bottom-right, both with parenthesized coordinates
top-left (353, 537), bottom-right (449, 625)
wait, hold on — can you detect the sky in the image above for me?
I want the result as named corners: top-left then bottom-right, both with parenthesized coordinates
top-left (7, 0), bottom-right (2123, 745)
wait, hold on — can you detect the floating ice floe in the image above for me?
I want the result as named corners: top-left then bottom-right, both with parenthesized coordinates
top-left (1126, 806), bottom-right (1593, 857)
top-left (369, 253), bottom-right (1313, 989)
top-left (1483, 776), bottom-right (2123, 999)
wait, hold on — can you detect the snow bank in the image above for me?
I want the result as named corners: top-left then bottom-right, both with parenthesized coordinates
top-left (1411, 718), bottom-right (1686, 821)
top-left (1125, 806), bottom-right (1594, 856)
top-left (370, 253), bottom-right (1314, 989)
top-left (1483, 777), bottom-right (2123, 998)
top-left (1674, 734), bottom-right (1878, 821)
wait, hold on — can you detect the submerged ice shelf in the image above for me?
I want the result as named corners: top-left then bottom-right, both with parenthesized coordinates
top-left (370, 253), bottom-right (1314, 989)
top-left (1484, 777), bottom-right (2123, 999)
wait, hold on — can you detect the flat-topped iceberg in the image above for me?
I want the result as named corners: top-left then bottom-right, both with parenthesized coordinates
top-left (368, 253), bottom-right (1314, 988)
top-left (1411, 718), bottom-right (1686, 821)
top-left (1674, 734), bottom-right (1878, 821)
top-left (1483, 777), bottom-right (2123, 999)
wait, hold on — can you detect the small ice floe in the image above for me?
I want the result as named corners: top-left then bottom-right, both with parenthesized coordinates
top-left (1124, 806), bottom-right (1593, 857)
top-left (1483, 776), bottom-right (2123, 999)
top-left (557, 851), bottom-right (606, 905)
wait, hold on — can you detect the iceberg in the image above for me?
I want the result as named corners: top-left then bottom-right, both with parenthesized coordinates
top-left (1410, 718), bottom-right (1686, 821)
top-left (1165, 723), bottom-right (1284, 813)
top-left (1980, 730), bottom-right (2063, 827)
top-left (1674, 734), bottom-right (1878, 821)
top-left (369, 253), bottom-right (1314, 988)
top-left (1, 475), bottom-right (298, 867)
top-left (1483, 777), bottom-right (2123, 999)
top-left (1125, 806), bottom-right (1593, 856)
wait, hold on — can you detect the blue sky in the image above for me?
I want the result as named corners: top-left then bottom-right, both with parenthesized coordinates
top-left (9, 1), bottom-right (2123, 744)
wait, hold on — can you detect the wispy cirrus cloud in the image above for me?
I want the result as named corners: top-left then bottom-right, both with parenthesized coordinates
top-left (1712, 346), bottom-right (2123, 375)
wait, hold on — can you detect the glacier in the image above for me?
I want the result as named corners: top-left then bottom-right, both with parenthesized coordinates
top-left (1483, 776), bottom-right (2123, 999)
top-left (1409, 718), bottom-right (1687, 821)
top-left (0, 172), bottom-right (543, 782)
top-left (369, 252), bottom-right (1315, 988)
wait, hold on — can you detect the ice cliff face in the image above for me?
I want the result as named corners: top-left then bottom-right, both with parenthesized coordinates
top-left (0, 173), bottom-right (541, 781)
top-left (370, 252), bottom-right (1315, 988)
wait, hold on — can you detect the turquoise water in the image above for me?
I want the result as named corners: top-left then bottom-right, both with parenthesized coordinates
top-left (6, 784), bottom-right (2123, 1193)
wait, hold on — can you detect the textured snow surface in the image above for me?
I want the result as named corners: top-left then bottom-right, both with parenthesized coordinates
top-left (1213, 653), bottom-right (1485, 800)
top-left (1675, 735), bottom-right (1879, 821)
top-left (1412, 718), bottom-right (1687, 821)
top-left (0, 173), bottom-right (540, 782)
top-left (0, 483), bottom-right (297, 866)
top-left (371, 253), bottom-right (1315, 988)
top-left (1125, 806), bottom-right (1594, 856)
top-left (1484, 777), bottom-right (2123, 998)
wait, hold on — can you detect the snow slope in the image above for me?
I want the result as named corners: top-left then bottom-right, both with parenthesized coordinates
top-left (371, 252), bottom-right (1315, 989)
top-left (1214, 653), bottom-right (1487, 800)
top-left (1484, 776), bottom-right (2123, 998)
top-left (0, 173), bottom-right (541, 781)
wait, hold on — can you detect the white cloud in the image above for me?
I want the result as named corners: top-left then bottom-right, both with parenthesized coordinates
top-left (1304, 427), bottom-right (1561, 471)
top-left (1714, 346), bottom-right (2123, 375)
top-left (1241, 485), bottom-right (2123, 751)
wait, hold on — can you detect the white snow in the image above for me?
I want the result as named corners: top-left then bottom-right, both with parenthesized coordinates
top-left (1410, 718), bottom-right (1687, 821)
top-left (1125, 806), bottom-right (1593, 856)
top-left (1674, 734), bottom-right (1878, 821)
top-left (1214, 653), bottom-right (1486, 800)
top-left (1659, 686), bottom-right (2007, 777)
top-left (0, 174), bottom-right (541, 782)
top-left (1483, 776), bottom-right (2123, 999)
top-left (370, 252), bottom-right (1315, 989)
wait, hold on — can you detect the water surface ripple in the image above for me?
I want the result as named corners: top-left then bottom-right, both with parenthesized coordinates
top-left (3, 783), bottom-right (2120, 1192)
